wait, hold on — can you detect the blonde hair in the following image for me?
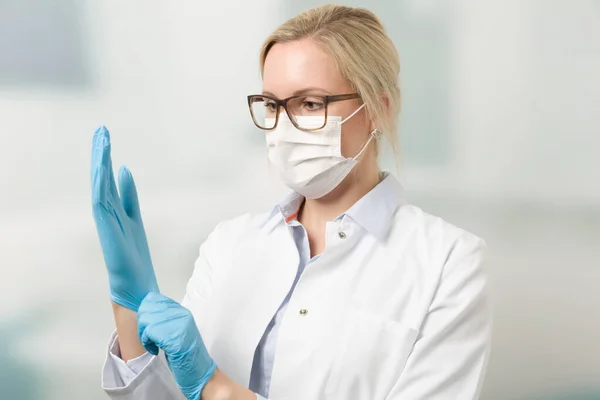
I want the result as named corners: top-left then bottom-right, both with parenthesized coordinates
top-left (260, 4), bottom-right (401, 157)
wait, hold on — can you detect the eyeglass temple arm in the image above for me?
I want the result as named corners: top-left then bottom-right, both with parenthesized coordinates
top-left (326, 93), bottom-right (361, 103)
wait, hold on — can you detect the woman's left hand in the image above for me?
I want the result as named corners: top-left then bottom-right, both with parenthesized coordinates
top-left (137, 292), bottom-right (217, 400)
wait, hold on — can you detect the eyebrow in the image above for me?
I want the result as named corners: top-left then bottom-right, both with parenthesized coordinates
top-left (262, 87), bottom-right (333, 97)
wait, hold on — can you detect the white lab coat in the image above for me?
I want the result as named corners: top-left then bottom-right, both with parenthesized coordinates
top-left (102, 185), bottom-right (491, 400)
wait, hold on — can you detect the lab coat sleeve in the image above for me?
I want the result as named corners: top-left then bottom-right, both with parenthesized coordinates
top-left (385, 233), bottom-right (492, 400)
top-left (105, 331), bottom-right (154, 385)
top-left (101, 331), bottom-right (186, 399)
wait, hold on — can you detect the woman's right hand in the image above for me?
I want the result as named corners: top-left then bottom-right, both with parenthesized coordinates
top-left (91, 126), bottom-right (159, 311)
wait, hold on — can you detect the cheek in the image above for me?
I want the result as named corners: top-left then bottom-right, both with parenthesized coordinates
top-left (340, 114), bottom-right (371, 158)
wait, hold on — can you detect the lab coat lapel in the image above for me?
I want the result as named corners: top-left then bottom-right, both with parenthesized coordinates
top-left (208, 217), bottom-right (299, 387)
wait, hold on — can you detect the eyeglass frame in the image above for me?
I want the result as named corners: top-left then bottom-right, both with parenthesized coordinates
top-left (247, 93), bottom-right (361, 132)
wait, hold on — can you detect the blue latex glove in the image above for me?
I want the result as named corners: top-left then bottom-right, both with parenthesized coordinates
top-left (138, 292), bottom-right (217, 400)
top-left (91, 126), bottom-right (159, 311)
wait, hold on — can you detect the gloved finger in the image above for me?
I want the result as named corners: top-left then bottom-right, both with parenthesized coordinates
top-left (91, 126), bottom-right (120, 206)
top-left (91, 164), bottom-right (108, 207)
top-left (137, 292), bottom-right (174, 334)
top-left (139, 325), bottom-right (160, 356)
top-left (138, 309), bottom-right (191, 358)
top-left (140, 292), bottom-right (172, 307)
top-left (118, 166), bottom-right (143, 221)
top-left (137, 304), bottom-right (161, 356)
top-left (137, 293), bottom-right (174, 356)
top-left (91, 126), bottom-right (107, 182)
top-left (91, 127), bottom-right (111, 206)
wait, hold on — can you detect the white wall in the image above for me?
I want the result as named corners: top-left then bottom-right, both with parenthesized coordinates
top-left (449, 0), bottom-right (600, 206)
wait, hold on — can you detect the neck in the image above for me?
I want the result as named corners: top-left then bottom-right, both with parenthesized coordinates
top-left (299, 163), bottom-right (381, 226)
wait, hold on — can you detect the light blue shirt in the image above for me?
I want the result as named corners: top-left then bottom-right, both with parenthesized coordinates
top-left (248, 173), bottom-right (395, 398)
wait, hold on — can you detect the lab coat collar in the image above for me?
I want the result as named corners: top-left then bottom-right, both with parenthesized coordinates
top-left (268, 172), bottom-right (403, 240)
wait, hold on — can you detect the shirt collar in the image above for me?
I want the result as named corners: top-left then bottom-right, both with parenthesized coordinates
top-left (270, 191), bottom-right (305, 224)
top-left (269, 172), bottom-right (403, 240)
top-left (343, 172), bottom-right (403, 240)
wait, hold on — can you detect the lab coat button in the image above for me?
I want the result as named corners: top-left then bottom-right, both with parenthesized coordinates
top-left (338, 231), bottom-right (346, 239)
top-left (299, 308), bottom-right (308, 316)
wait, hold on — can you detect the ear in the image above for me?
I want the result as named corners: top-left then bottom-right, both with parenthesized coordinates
top-left (369, 92), bottom-right (391, 131)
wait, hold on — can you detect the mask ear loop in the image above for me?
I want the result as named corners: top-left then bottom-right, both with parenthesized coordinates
top-left (337, 128), bottom-right (382, 233)
top-left (352, 128), bottom-right (383, 161)
top-left (340, 103), bottom-right (366, 124)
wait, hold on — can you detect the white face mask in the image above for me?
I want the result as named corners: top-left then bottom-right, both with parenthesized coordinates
top-left (265, 105), bottom-right (380, 199)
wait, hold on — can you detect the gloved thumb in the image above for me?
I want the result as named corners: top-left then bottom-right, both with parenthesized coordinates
top-left (118, 166), bottom-right (142, 221)
top-left (140, 330), bottom-right (160, 356)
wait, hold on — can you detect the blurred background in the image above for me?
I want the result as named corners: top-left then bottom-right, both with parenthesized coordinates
top-left (0, 0), bottom-right (598, 399)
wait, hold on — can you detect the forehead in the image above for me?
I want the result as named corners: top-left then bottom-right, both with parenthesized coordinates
top-left (262, 38), bottom-right (351, 97)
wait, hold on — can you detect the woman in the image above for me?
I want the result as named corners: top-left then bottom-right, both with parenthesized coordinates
top-left (92, 5), bottom-right (491, 400)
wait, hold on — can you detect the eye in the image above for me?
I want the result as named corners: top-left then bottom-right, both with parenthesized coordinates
top-left (301, 97), bottom-right (325, 112)
top-left (264, 100), bottom-right (278, 112)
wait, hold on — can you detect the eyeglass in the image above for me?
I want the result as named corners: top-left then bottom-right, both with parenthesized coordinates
top-left (247, 93), bottom-right (361, 132)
